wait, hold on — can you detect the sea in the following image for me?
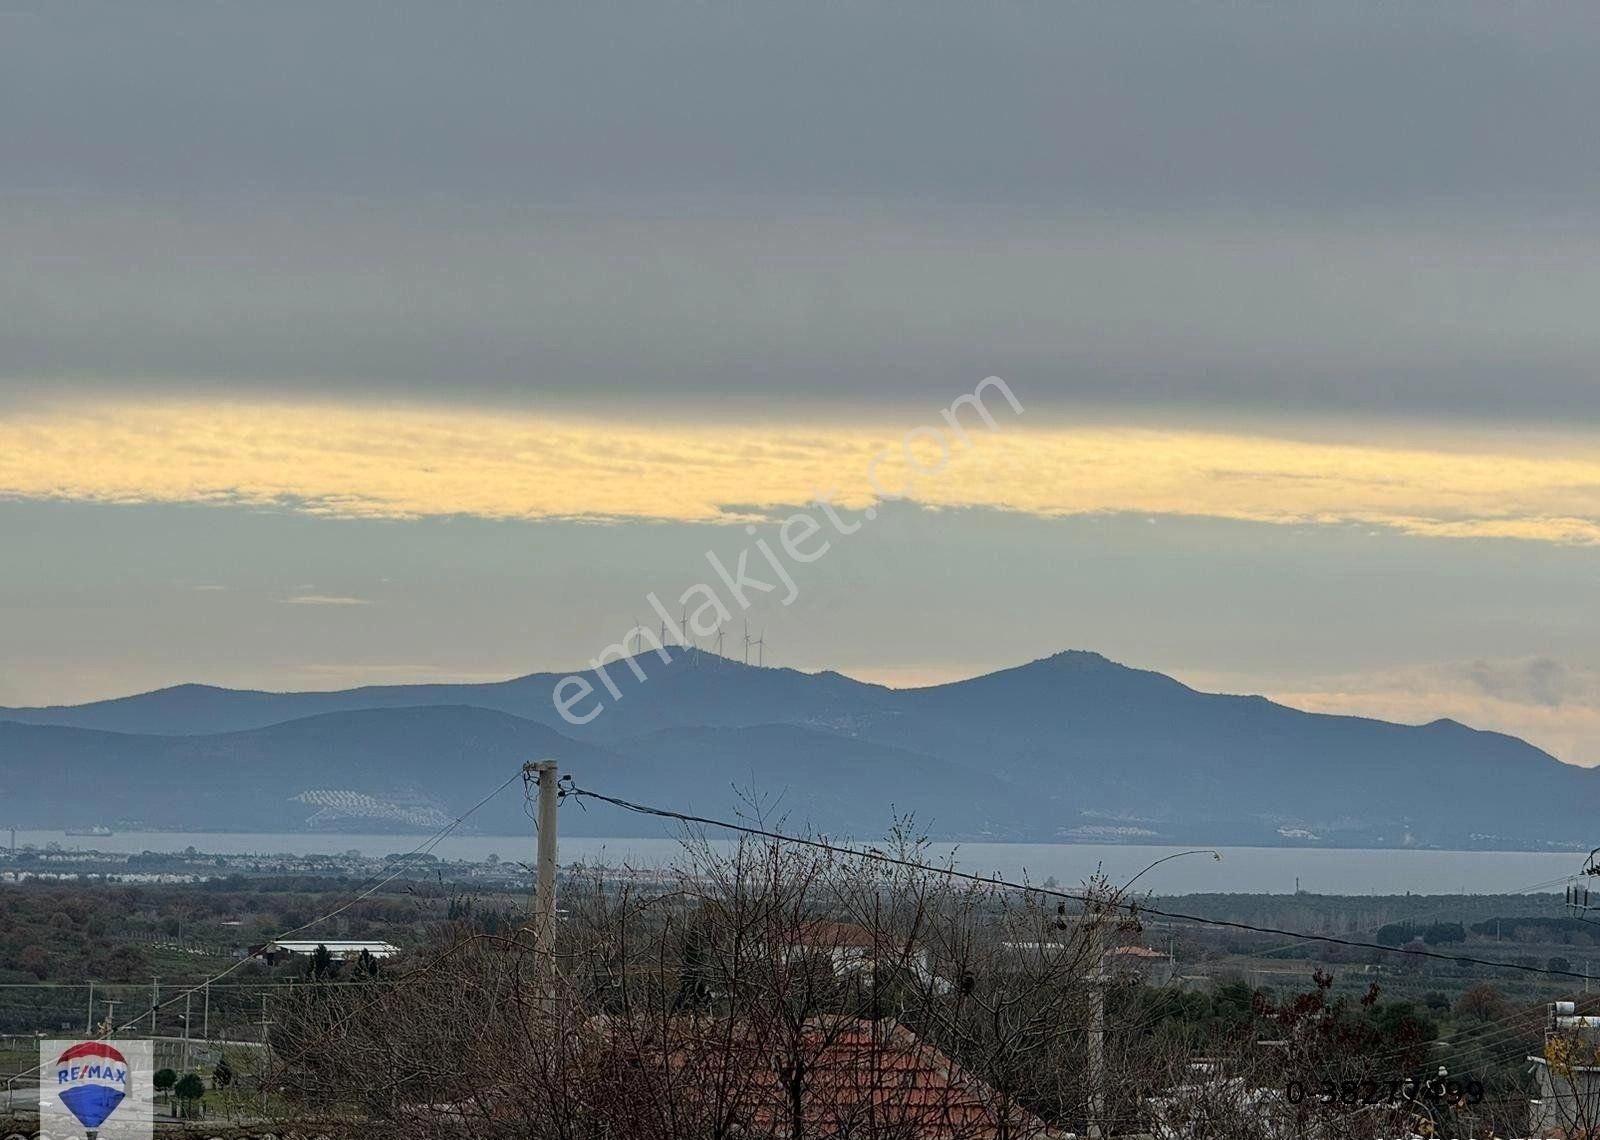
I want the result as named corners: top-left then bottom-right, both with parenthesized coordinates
top-left (11, 830), bottom-right (1588, 896)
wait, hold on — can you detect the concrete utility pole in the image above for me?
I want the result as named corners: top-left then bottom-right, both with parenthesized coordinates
top-left (529, 761), bottom-right (561, 968)
top-left (1087, 969), bottom-right (1107, 1139)
top-left (202, 983), bottom-right (210, 1042)
top-left (182, 991), bottom-right (192, 1072)
top-left (1083, 901), bottom-right (1112, 1140)
top-left (259, 993), bottom-right (272, 1112)
top-left (85, 982), bottom-right (95, 1036)
top-left (150, 978), bottom-right (159, 1033)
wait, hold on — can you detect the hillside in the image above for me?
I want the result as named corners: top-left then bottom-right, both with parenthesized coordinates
top-left (2, 650), bottom-right (1594, 847)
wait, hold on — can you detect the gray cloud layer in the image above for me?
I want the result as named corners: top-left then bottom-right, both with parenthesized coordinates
top-left (6, 200), bottom-right (1600, 419)
top-left (5, 2), bottom-right (1600, 419)
top-left (6, 2), bottom-right (1599, 207)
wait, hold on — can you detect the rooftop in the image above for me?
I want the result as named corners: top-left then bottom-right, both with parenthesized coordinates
top-left (263, 939), bottom-right (399, 954)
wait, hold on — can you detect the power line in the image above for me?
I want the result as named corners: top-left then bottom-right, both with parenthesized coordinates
top-left (562, 783), bottom-right (1599, 985)
top-left (3, 766), bottom-right (526, 1093)
top-left (569, 779), bottom-right (1587, 1125)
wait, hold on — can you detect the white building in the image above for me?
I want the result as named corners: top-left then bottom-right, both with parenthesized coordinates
top-left (252, 939), bottom-right (400, 965)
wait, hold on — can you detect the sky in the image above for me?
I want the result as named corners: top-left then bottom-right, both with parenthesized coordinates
top-left (4, 2), bottom-right (1600, 763)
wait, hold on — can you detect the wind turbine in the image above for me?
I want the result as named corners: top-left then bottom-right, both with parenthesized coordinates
top-left (714, 625), bottom-right (726, 658)
top-left (682, 607), bottom-right (704, 664)
top-left (755, 631), bottom-right (766, 667)
top-left (742, 620), bottom-right (751, 664)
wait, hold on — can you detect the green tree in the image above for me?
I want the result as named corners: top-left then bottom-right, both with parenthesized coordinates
top-left (152, 1068), bottom-right (177, 1100)
top-left (1371, 999), bottom-right (1437, 1045)
top-left (212, 1055), bottom-right (234, 1090)
top-left (308, 943), bottom-right (334, 979)
top-left (174, 1072), bottom-right (206, 1117)
top-left (1422, 922), bottom-right (1466, 946)
top-left (1375, 922), bottom-right (1410, 947)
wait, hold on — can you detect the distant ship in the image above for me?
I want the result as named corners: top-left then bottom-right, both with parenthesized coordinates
top-left (65, 826), bottom-right (114, 837)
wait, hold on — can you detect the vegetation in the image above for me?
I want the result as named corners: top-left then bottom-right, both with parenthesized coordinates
top-left (0, 875), bottom-right (465, 1035)
top-left (0, 862), bottom-right (1583, 1135)
top-left (173, 1072), bottom-right (207, 1118)
top-left (261, 836), bottom-right (1562, 1139)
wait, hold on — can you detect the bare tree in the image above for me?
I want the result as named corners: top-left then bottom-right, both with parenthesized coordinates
top-left (271, 822), bottom-right (1178, 1139)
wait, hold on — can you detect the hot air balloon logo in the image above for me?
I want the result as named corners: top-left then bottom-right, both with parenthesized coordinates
top-left (53, 1041), bottom-right (129, 1137)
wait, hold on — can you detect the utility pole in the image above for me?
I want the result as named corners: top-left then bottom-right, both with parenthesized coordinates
top-left (182, 991), bottom-right (192, 1072)
top-left (1085, 903), bottom-right (1109, 1140)
top-left (202, 983), bottom-right (210, 1043)
top-left (527, 760), bottom-right (561, 998)
top-left (85, 982), bottom-right (95, 1036)
top-left (1087, 969), bottom-right (1106, 1139)
top-left (150, 978), bottom-right (159, 1034)
top-left (259, 993), bottom-right (272, 1112)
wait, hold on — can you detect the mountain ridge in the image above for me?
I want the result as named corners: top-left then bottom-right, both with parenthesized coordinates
top-left (1, 650), bottom-right (1588, 848)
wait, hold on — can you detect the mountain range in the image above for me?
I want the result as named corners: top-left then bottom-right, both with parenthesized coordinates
top-left (2, 650), bottom-right (1591, 849)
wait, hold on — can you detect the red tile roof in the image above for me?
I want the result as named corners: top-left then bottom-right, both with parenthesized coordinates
top-left (615, 1016), bottom-right (1059, 1140)
top-left (1104, 945), bottom-right (1167, 959)
top-left (790, 919), bottom-right (890, 949)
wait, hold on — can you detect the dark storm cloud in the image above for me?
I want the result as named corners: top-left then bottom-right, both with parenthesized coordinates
top-left (4, 1), bottom-right (1600, 419)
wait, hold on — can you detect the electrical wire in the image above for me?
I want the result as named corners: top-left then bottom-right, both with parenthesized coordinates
top-left (575, 783), bottom-right (1583, 1122)
top-left (559, 780), bottom-right (1597, 1101)
top-left (563, 783), bottom-right (1600, 984)
top-left (2, 765), bottom-right (526, 1092)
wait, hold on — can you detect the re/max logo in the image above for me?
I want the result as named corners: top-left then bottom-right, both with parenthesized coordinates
top-left (56, 1063), bottom-right (127, 1083)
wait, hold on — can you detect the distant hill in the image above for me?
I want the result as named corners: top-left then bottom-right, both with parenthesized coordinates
top-left (0, 649), bottom-right (890, 738)
top-left (3, 650), bottom-right (1595, 847)
top-left (606, 723), bottom-right (1030, 838)
top-left (0, 707), bottom-right (624, 835)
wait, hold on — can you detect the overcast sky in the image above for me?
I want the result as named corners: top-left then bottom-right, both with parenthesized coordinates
top-left (4, 2), bottom-right (1600, 763)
